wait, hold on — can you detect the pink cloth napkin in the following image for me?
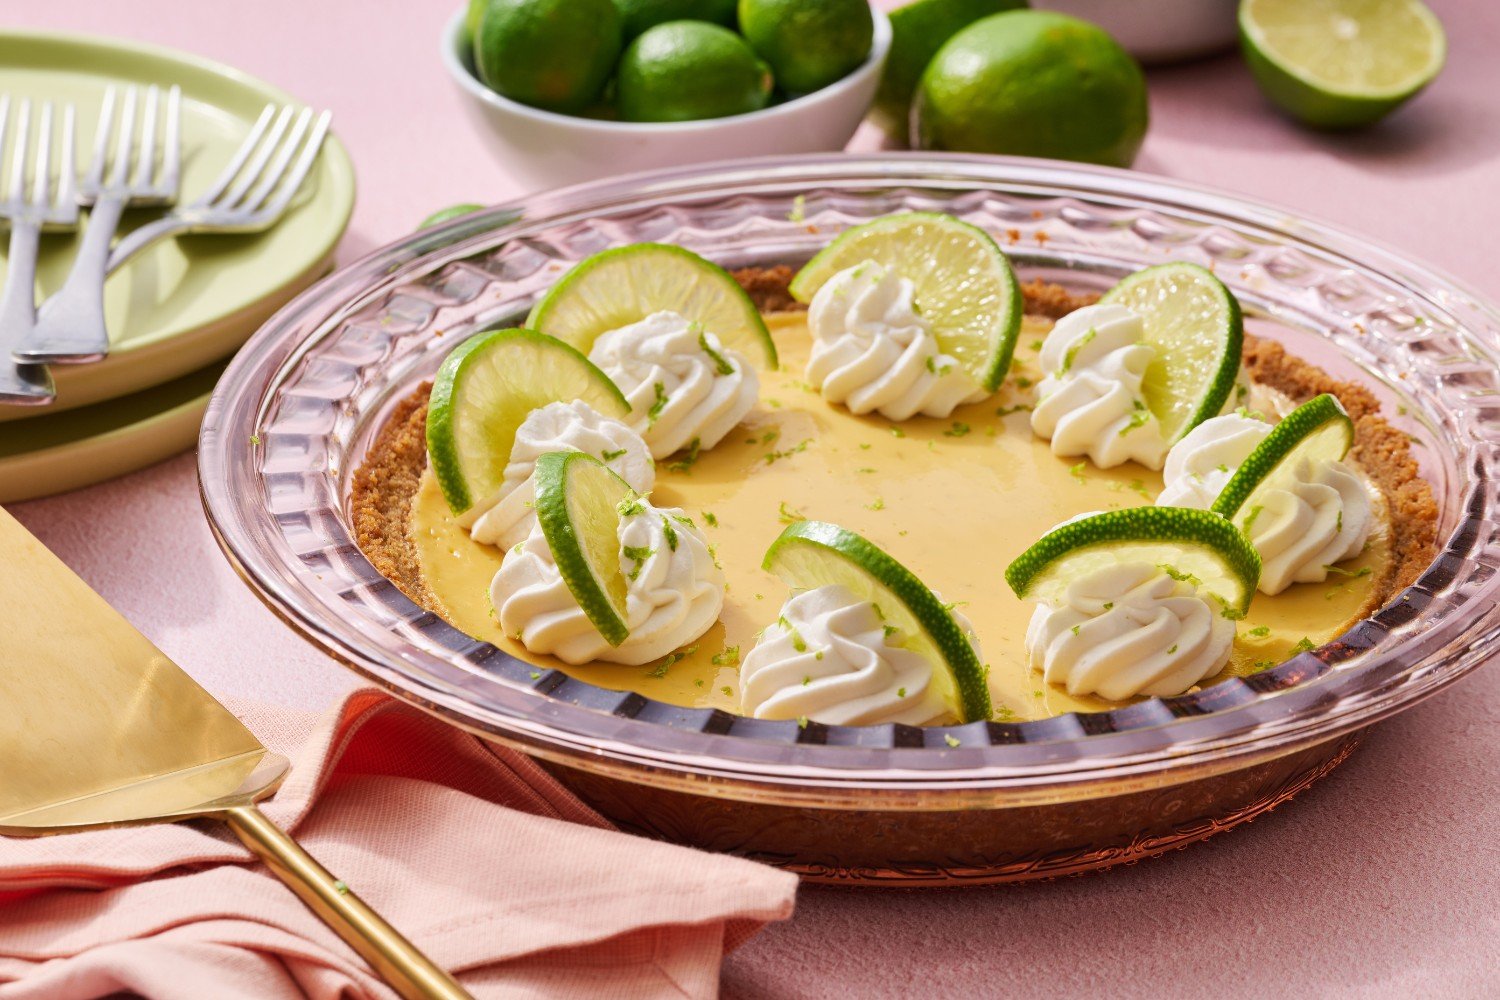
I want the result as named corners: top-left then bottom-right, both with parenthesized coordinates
top-left (0, 688), bottom-right (798, 999)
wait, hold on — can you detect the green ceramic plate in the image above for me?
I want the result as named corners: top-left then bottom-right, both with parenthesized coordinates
top-left (0, 357), bottom-right (226, 503)
top-left (0, 30), bottom-right (355, 423)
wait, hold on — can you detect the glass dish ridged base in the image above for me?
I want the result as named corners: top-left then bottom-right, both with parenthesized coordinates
top-left (200, 155), bottom-right (1500, 884)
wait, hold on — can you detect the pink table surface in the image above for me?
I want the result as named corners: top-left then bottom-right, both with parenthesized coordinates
top-left (9, 2), bottom-right (1500, 997)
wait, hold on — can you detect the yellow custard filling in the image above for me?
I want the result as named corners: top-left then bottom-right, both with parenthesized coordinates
top-left (410, 313), bottom-right (1389, 721)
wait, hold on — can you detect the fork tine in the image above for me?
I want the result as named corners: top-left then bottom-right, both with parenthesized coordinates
top-left (31, 102), bottom-right (52, 208)
top-left (219, 105), bottom-right (293, 209)
top-left (258, 110), bottom-right (331, 220)
top-left (56, 104), bottom-right (76, 210)
top-left (239, 107), bottom-right (312, 213)
top-left (84, 86), bottom-right (116, 191)
top-left (108, 85), bottom-right (137, 188)
top-left (131, 85), bottom-right (158, 190)
top-left (0, 97), bottom-right (11, 205)
top-left (195, 103), bottom-right (273, 207)
top-left (8, 99), bottom-right (29, 206)
top-left (160, 85), bottom-right (181, 194)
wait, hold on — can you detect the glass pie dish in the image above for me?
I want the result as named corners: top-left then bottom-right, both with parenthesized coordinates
top-left (200, 155), bottom-right (1500, 885)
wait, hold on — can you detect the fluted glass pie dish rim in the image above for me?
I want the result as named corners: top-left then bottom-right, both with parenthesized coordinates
top-left (200, 153), bottom-right (1500, 807)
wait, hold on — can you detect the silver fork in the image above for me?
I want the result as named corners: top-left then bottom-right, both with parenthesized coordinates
top-left (106, 104), bottom-right (333, 272)
top-left (0, 98), bottom-right (78, 405)
top-left (13, 84), bottom-right (180, 365)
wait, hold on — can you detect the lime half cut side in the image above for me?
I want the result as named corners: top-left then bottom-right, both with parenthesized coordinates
top-left (526, 243), bottom-right (777, 367)
top-left (1100, 262), bottom-right (1243, 444)
top-left (788, 212), bottom-right (1022, 391)
top-left (1240, 0), bottom-right (1446, 129)
top-left (763, 519), bottom-right (992, 723)
top-left (426, 328), bottom-right (629, 516)
top-left (1005, 507), bottom-right (1262, 617)
top-left (1211, 393), bottom-right (1355, 526)
top-left (532, 450), bottom-right (636, 646)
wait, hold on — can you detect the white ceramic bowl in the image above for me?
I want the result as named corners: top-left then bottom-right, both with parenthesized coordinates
top-left (1033, 0), bottom-right (1239, 64)
top-left (441, 7), bottom-right (890, 192)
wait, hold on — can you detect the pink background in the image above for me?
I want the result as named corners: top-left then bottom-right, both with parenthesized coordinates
top-left (10, 2), bottom-right (1500, 997)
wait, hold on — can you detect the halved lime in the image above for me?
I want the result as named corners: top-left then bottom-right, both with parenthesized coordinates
top-left (788, 212), bottom-right (1022, 391)
top-left (426, 328), bottom-right (630, 516)
top-left (763, 520), bottom-right (992, 723)
top-left (532, 450), bottom-right (635, 646)
top-left (1240, 0), bottom-right (1445, 129)
top-left (1100, 262), bottom-right (1243, 444)
top-left (1005, 507), bottom-right (1262, 616)
top-left (527, 243), bottom-right (777, 367)
top-left (1210, 393), bottom-right (1355, 526)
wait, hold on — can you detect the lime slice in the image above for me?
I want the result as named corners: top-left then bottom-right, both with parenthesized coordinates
top-left (1210, 393), bottom-right (1355, 526)
top-left (527, 243), bottom-right (777, 367)
top-left (1240, 0), bottom-right (1445, 129)
top-left (763, 520), bottom-right (992, 723)
top-left (532, 450), bottom-right (635, 646)
top-left (1005, 507), bottom-right (1262, 616)
top-left (789, 212), bottom-right (1022, 391)
top-left (1100, 262), bottom-right (1243, 445)
top-left (426, 328), bottom-right (630, 516)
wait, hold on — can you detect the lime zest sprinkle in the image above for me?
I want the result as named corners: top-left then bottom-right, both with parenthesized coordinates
top-left (666, 437), bottom-right (702, 473)
top-left (778, 500), bottom-right (806, 524)
top-left (859, 442), bottom-right (872, 450)
top-left (711, 645), bottom-right (740, 666)
top-left (1103, 602), bottom-right (1114, 610)
top-left (944, 421), bottom-right (971, 438)
top-left (647, 381), bottom-right (669, 425)
top-left (1070, 624), bottom-right (1080, 636)
top-left (1251, 659), bottom-right (1277, 672)
top-left (722, 685), bottom-right (733, 697)
top-left (1290, 636), bottom-right (1316, 655)
top-left (787, 194), bottom-right (806, 222)
top-left (1247, 625), bottom-right (1271, 638)
top-left (703, 510), bottom-right (719, 527)
top-left (1069, 462), bottom-right (1088, 483)
top-left (616, 495), bottom-right (645, 517)
top-left (623, 544), bottom-right (654, 580)
top-left (647, 644), bottom-right (699, 678)
top-left (1119, 408), bottom-right (1151, 437)
top-left (660, 515), bottom-right (679, 551)
top-left (1242, 504), bottom-right (1265, 535)
top-left (1029, 338), bottom-right (1044, 352)
top-left (249, 434), bottom-right (261, 446)
top-left (600, 447), bottom-right (627, 461)
top-left (333, 880), bottom-right (349, 895)
top-left (802, 675), bottom-right (811, 686)
top-left (1061, 327), bottom-right (1096, 374)
top-left (865, 497), bottom-right (885, 511)
top-left (529, 670), bottom-right (542, 680)
top-left (925, 355), bottom-right (953, 376)
top-left (1167, 644), bottom-right (1178, 655)
top-left (764, 437), bottom-right (812, 464)
top-left (995, 403), bottom-right (1033, 417)
top-left (697, 331), bottom-right (736, 376)
top-left (1324, 564), bottom-right (1372, 579)
top-left (778, 616), bottom-right (808, 652)
top-left (797, 715), bottom-right (809, 729)
top-left (943, 734), bottom-right (961, 748)
top-left (881, 624), bottom-right (898, 639)
top-left (897, 686), bottom-right (906, 698)
top-left (890, 426), bottom-right (906, 439)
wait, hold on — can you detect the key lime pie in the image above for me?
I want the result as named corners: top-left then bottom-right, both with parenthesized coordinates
top-left (352, 213), bottom-right (1436, 725)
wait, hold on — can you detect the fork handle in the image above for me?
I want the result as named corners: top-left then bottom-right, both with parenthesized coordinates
top-left (14, 193), bottom-right (126, 365)
top-left (0, 221), bottom-right (56, 404)
top-left (106, 212), bottom-right (192, 273)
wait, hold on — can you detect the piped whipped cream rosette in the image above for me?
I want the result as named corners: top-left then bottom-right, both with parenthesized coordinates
top-left (803, 261), bottom-right (989, 420)
top-left (1155, 411), bottom-right (1271, 508)
top-left (743, 520), bottom-right (992, 726)
top-left (1200, 394), bottom-right (1374, 596)
top-left (467, 401), bottom-right (654, 550)
top-left (1006, 507), bottom-right (1262, 700)
top-left (588, 310), bottom-right (759, 459)
top-left (1032, 262), bottom-right (1245, 471)
top-left (1030, 303), bottom-right (1169, 469)
top-left (491, 451), bottom-right (724, 666)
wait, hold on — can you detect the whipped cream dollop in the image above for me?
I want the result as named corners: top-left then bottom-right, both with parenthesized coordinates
top-left (1155, 412), bottom-right (1271, 508)
top-left (1030, 304), bottom-right (1169, 469)
top-left (1240, 458), bottom-right (1373, 595)
top-left (805, 262), bottom-right (988, 421)
top-left (492, 499), bottom-right (724, 666)
top-left (589, 311), bottom-right (758, 460)
top-left (460, 401), bottom-right (654, 551)
top-left (1025, 562), bottom-right (1235, 700)
top-left (739, 584), bottom-right (980, 726)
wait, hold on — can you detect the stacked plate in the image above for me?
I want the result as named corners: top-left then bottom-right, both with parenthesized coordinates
top-left (0, 30), bottom-right (353, 503)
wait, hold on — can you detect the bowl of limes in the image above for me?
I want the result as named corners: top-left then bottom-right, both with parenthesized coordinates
top-left (445, 0), bottom-right (892, 191)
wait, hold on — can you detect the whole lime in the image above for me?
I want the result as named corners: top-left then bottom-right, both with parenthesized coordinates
top-left (874, 0), bottom-right (1028, 134)
top-left (473, 0), bottom-right (623, 113)
top-left (738, 0), bottom-right (874, 94)
top-left (614, 0), bottom-right (737, 39)
top-left (913, 11), bottom-right (1148, 167)
top-left (460, 0), bottom-right (488, 53)
top-left (617, 21), bottom-right (773, 122)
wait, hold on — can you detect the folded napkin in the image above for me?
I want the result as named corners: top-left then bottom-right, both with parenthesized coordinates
top-left (0, 688), bottom-right (797, 999)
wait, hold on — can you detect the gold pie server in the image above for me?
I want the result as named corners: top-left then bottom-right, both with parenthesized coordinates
top-left (0, 507), bottom-right (470, 1000)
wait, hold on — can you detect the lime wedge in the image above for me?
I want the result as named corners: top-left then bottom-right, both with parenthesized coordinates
top-left (1100, 262), bottom-right (1243, 445)
top-left (1210, 393), bottom-right (1355, 526)
top-left (532, 450), bottom-right (636, 646)
top-left (1240, 0), bottom-right (1445, 128)
top-left (426, 328), bottom-right (629, 516)
top-left (763, 519), bottom-right (991, 723)
top-left (1005, 507), bottom-right (1262, 616)
top-left (788, 212), bottom-right (1022, 391)
top-left (527, 243), bottom-right (777, 368)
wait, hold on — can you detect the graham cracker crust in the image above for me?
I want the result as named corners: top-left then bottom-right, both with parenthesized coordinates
top-left (350, 268), bottom-right (1438, 622)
